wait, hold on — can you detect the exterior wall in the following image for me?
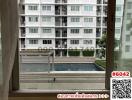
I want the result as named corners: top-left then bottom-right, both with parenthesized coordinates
top-left (121, 0), bottom-right (132, 59)
top-left (115, 0), bottom-right (124, 40)
top-left (25, 39), bottom-right (55, 49)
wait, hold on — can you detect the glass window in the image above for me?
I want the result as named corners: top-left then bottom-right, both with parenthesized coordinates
top-left (83, 40), bottom-right (92, 44)
top-left (29, 28), bottom-right (38, 33)
top-left (116, 6), bottom-right (121, 11)
top-left (71, 17), bottom-right (80, 22)
top-left (70, 40), bottom-right (79, 44)
top-left (84, 29), bottom-right (93, 34)
top-left (28, 16), bottom-right (38, 22)
top-left (115, 29), bottom-right (120, 34)
top-left (42, 5), bottom-right (51, 11)
top-left (71, 6), bottom-right (80, 11)
top-left (126, 35), bottom-right (130, 42)
top-left (127, 2), bottom-right (132, 9)
top-left (125, 45), bottom-right (130, 52)
top-left (84, 5), bottom-right (93, 11)
top-left (114, 0), bottom-right (132, 77)
top-left (29, 39), bottom-right (38, 44)
top-left (28, 5), bottom-right (38, 10)
top-left (84, 18), bottom-right (93, 22)
top-left (42, 16), bottom-right (51, 22)
top-left (127, 13), bottom-right (132, 20)
top-left (43, 40), bottom-right (52, 44)
top-left (70, 29), bottom-right (79, 34)
top-left (115, 18), bottom-right (121, 23)
top-left (42, 28), bottom-right (52, 33)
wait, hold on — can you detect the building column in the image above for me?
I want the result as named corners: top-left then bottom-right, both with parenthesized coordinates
top-left (80, 50), bottom-right (83, 57)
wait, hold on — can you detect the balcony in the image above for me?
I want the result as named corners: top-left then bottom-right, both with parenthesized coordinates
top-left (55, 0), bottom-right (61, 3)
top-left (103, 0), bottom-right (108, 4)
top-left (97, 12), bottom-right (101, 16)
top-left (62, 0), bottom-right (67, 3)
top-left (62, 32), bottom-right (67, 37)
top-left (55, 0), bottom-right (67, 3)
top-left (55, 6), bottom-right (67, 15)
top-left (103, 17), bottom-right (107, 26)
top-left (20, 5), bottom-right (25, 14)
top-left (55, 17), bottom-right (67, 26)
top-left (97, 0), bottom-right (102, 4)
top-left (62, 6), bottom-right (67, 15)
top-left (103, 23), bottom-right (107, 27)
top-left (96, 28), bottom-right (101, 37)
top-left (102, 28), bottom-right (107, 34)
top-left (20, 27), bottom-right (25, 37)
top-left (103, 6), bottom-right (107, 16)
top-left (56, 31), bottom-right (61, 37)
top-left (20, 0), bottom-right (25, 4)
top-left (97, 6), bottom-right (102, 13)
top-left (20, 16), bottom-right (25, 26)
top-left (55, 39), bottom-right (67, 48)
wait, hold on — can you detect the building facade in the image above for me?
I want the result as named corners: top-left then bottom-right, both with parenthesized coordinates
top-left (121, 0), bottom-right (132, 59)
top-left (19, 0), bottom-right (124, 57)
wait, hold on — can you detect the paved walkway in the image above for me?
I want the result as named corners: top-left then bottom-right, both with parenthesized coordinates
top-left (20, 56), bottom-right (96, 63)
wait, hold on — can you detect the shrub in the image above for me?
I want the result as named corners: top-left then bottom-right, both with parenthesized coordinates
top-left (83, 50), bottom-right (94, 57)
top-left (68, 50), bottom-right (80, 56)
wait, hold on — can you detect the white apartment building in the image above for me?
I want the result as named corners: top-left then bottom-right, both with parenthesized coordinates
top-left (121, 0), bottom-right (132, 59)
top-left (19, 0), bottom-right (124, 57)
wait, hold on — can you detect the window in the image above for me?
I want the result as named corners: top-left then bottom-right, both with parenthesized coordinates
top-left (28, 5), bottom-right (38, 10)
top-left (115, 18), bottom-right (121, 23)
top-left (29, 39), bottom-right (38, 44)
top-left (71, 17), bottom-right (80, 22)
top-left (126, 35), bottom-right (130, 42)
top-left (116, 6), bottom-right (121, 11)
top-left (115, 29), bottom-right (120, 34)
top-left (127, 2), bottom-right (132, 9)
top-left (71, 6), bottom-right (80, 11)
top-left (84, 29), bottom-right (93, 34)
top-left (84, 5), bottom-right (93, 11)
top-left (127, 13), bottom-right (131, 20)
top-left (42, 5), bottom-right (51, 11)
top-left (43, 40), bottom-right (52, 44)
top-left (125, 45), bottom-right (130, 52)
top-left (70, 40), bottom-right (79, 44)
top-left (28, 16), bottom-right (38, 22)
top-left (70, 29), bottom-right (79, 34)
top-left (9, 0), bottom-right (119, 92)
top-left (84, 17), bottom-right (93, 22)
top-left (42, 16), bottom-right (51, 22)
top-left (83, 40), bottom-right (92, 44)
top-left (29, 28), bottom-right (38, 33)
top-left (42, 28), bottom-right (51, 33)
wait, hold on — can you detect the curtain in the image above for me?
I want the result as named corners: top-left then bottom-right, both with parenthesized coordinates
top-left (0, 0), bottom-right (18, 100)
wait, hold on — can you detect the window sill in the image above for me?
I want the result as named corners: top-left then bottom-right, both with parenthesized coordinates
top-left (9, 89), bottom-right (110, 97)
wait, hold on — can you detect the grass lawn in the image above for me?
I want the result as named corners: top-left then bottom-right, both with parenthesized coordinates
top-left (95, 60), bottom-right (106, 70)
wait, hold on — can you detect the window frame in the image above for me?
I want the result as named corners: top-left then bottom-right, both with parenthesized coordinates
top-left (9, 0), bottom-right (117, 98)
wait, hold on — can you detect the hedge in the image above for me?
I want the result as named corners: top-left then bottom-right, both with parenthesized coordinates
top-left (82, 50), bottom-right (94, 57)
top-left (68, 50), bottom-right (80, 56)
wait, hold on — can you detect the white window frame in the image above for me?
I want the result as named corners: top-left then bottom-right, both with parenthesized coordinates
top-left (29, 27), bottom-right (38, 33)
top-left (29, 39), bottom-right (38, 44)
top-left (28, 5), bottom-right (38, 10)
top-left (43, 40), bottom-right (52, 44)
top-left (70, 29), bottom-right (79, 34)
top-left (70, 40), bottom-right (79, 44)
top-left (71, 17), bottom-right (80, 22)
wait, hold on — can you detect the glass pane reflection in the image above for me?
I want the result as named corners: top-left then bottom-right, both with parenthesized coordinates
top-left (114, 0), bottom-right (132, 76)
